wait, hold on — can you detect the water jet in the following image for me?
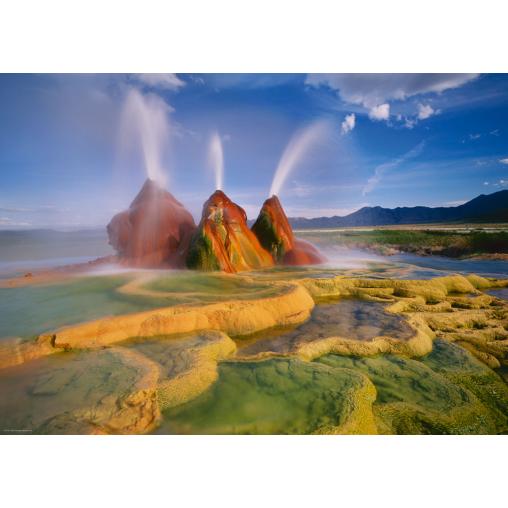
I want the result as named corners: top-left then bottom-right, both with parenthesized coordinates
top-left (119, 89), bottom-right (172, 187)
top-left (208, 131), bottom-right (224, 191)
top-left (269, 120), bottom-right (329, 197)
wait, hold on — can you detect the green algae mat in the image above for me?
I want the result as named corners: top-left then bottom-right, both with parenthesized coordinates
top-left (0, 275), bottom-right (170, 339)
top-left (158, 341), bottom-right (508, 435)
top-left (317, 340), bottom-right (508, 434)
top-left (142, 271), bottom-right (283, 302)
top-left (157, 358), bottom-right (375, 434)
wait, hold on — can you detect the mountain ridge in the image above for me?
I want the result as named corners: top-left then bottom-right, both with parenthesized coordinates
top-left (288, 189), bottom-right (508, 229)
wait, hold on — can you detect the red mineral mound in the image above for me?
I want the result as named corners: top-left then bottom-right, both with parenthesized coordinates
top-left (186, 190), bottom-right (274, 273)
top-left (107, 179), bottom-right (196, 268)
top-left (251, 195), bottom-right (325, 266)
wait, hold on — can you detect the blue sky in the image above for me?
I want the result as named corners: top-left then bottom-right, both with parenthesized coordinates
top-left (0, 73), bottom-right (507, 228)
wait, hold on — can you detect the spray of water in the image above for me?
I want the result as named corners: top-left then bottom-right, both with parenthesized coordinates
top-left (269, 120), bottom-right (329, 197)
top-left (119, 88), bottom-right (171, 186)
top-left (208, 131), bottom-right (224, 190)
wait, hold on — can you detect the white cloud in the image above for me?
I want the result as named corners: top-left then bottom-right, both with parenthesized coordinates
top-left (417, 103), bottom-right (436, 120)
top-left (285, 205), bottom-right (369, 218)
top-left (0, 206), bottom-right (32, 213)
top-left (306, 74), bottom-right (478, 128)
top-left (444, 199), bottom-right (467, 206)
top-left (488, 178), bottom-right (508, 188)
top-left (368, 103), bottom-right (390, 121)
top-left (499, 158), bottom-right (508, 165)
top-left (0, 216), bottom-right (32, 227)
top-left (0, 204), bottom-right (69, 214)
top-left (363, 141), bottom-right (425, 195)
top-left (306, 73), bottom-right (479, 109)
top-left (341, 113), bottom-right (356, 134)
top-left (132, 73), bottom-right (185, 91)
top-left (403, 117), bottom-right (416, 129)
top-left (469, 133), bottom-right (481, 140)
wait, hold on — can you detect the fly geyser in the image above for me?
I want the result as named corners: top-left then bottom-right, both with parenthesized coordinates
top-left (107, 182), bottom-right (324, 272)
top-left (252, 195), bottom-right (325, 265)
top-left (107, 179), bottom-right (196, 268)
top-left (186, 190), bottom-right (274, 273)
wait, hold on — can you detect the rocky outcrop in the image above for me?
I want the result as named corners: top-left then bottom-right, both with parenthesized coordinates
top-left (107, 179), bottom-right (196, 268)
top-left (186, 190), bottom-right (274, 273)
top-left (252, 195), bottom-right (325, 265)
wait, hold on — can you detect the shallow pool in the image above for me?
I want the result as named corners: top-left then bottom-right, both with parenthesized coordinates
top-left (236, 299), bottom-right (414, 356)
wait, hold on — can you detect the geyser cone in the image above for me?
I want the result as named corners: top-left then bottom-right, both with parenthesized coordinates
top-left (107, 178), bottom-right (196, 268)
top-left (252, 195), bottom-right (325, 266)
top-left (251, 195), bottom-right (294, 261)
top-left (186, 190), bottom-right (273, 273)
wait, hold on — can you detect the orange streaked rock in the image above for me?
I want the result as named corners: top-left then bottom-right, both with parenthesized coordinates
top-left (186, 190), bottom-right (274, 273)
top-left (107, 179), bottom-right (196, 268)
top-left (252, 195), bottom-right (325, 265)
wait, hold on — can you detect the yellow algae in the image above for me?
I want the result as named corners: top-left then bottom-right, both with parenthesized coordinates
top-left (455, 341), bottom-right (501, 369)
top-left (3, 272), bottom-right (506, 374)
top-left (317, 341), bottom-right (508, 434)
top-left (300, 274), bottom-right (479, 303)
top-left (298, 274), bottom-right (508, 368)
top-left (0, 335), bottom-right (56, 370)
top-left (41, 282), bottom-right (314, 350)
top-left (124, 331), bottom-right (237, 410)
top-left (1, 267), bottom-right (507, 435)
top-left (313, 377), bottom-right (378, 435)
top-left (295, 314), bottom-right (434, 361)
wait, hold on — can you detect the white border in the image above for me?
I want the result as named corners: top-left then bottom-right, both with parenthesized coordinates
top-left (1, 436), bottom-right (506, 507)
top-left (0, 1), bottom-right (507, 72)
top-left (1, 1), bottom-right (507, 506)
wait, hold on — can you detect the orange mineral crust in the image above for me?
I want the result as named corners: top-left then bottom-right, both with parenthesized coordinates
top-left (107, 179), bottom-right (196, 268)
top-left (186, 190), bottom-right (274, 273)
top-left (252, 195), bottom-right (325, 266)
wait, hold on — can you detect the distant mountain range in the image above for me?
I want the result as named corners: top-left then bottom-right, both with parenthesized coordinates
top-left (289, 190), bottom-right (508, 229)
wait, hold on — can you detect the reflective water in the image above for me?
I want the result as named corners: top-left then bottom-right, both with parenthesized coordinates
top-left (0, 229), bottom-right (112, 277)
top-left (236, 300), bottom-right (413, 356)
top-left (487, 288), bottom-right (508, 301)
top-left (392, 253), bottom-right (508, 278)
top-left (0, 275), bottom-right (170, 339)
top-left (157, 340), bottom-right (508, 435)
top-left (0, 348), bottom-right (147, 434)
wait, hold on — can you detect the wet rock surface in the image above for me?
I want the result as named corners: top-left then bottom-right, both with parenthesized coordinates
top-left (252, 195), bottom-right (325, 265)
top-left (236, 300), bottom-right (414, 357)
top-left (0, 348), bottom-right (160, 434)
top-left (1, 270), bottom-right (507, 435)
top-left (124, 331), bottom-right (236, 409)
top-left (186, 190), bottom-right (273, 273)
